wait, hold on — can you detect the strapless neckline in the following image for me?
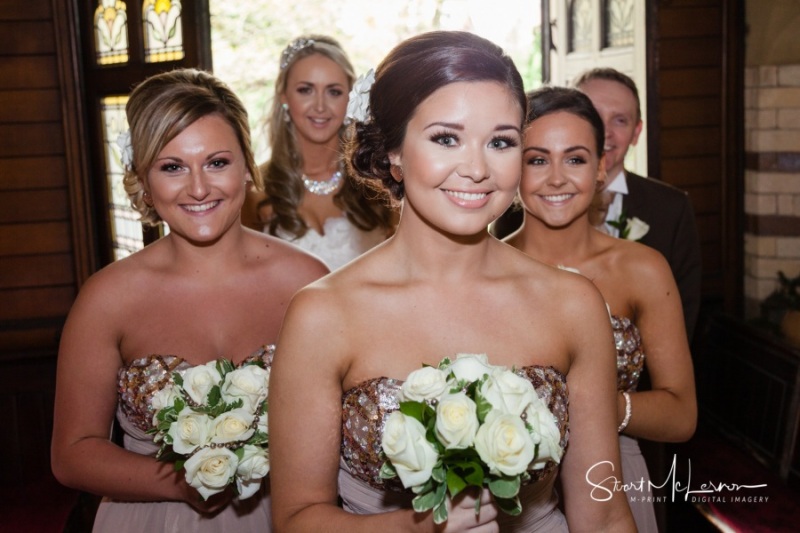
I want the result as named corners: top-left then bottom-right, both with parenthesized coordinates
top-left (342, 364), bottom-right (566, 397)
top-left (118, 345), bottom-right (275, 433)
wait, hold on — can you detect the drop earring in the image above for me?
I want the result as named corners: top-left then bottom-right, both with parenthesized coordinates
top-left (282, 103), bottom-right (291, 123)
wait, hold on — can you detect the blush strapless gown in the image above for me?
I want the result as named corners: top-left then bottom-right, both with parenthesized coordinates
top-left (613, 315), bottom-right (659, 533)
top-left (339, 364), bottom-right (570, 532)
top-left (91, 346), bottom-right (274, 533)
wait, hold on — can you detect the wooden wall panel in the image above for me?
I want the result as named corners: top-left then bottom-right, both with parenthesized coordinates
top-left (0, 124), bottom-right (64, 157)
top-left (0, 56), bottom-right (59, 88)
top-left (660, 156), bottom-right (720, 187)
top-left (0, 21), bottom-right (55, 53)
top-left (0, 222), bottom-right (71, 256)
top-left (0, 254), bottom-right (74, 289)
top-left (0, 189), bottom-right (69, 222)
top-left (1, 156), bottom-right (67, 189)
top-left (653, 0), bottom-right (743, 310)
top-left (0, 3), bottom-right (51, 19)
top-left (0, 287), bottom-right (75, 321)
top-left (0, 89), bottom-right (62, 122)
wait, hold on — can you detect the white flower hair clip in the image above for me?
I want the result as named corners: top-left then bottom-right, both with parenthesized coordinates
top-left (280, 37), bottom-right (315, 70)
top-left (116, 130), bottom-right (133, 170)
top-left (345, 68), bottom-right (375, 125)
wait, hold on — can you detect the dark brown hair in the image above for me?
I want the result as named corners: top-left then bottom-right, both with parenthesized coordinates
top-left (345, 31), bottom-right (527, 200)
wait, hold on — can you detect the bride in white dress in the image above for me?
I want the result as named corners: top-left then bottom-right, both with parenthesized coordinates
top-left (242, 34), bottom-right (395, 270)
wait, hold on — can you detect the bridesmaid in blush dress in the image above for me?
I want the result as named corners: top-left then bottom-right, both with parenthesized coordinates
top-left (51, 68), bottom-right (328, 532)
top-left (503, 86), bottom-right (697, 532)
top-left (269, 31), bottom-right (635, 533)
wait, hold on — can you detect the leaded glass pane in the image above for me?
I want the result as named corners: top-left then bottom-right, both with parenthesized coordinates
top-left (94, 0), bottom-right (129, 65)
top-left (101, 96), bottom-right (143, 260)
top-left (604, 0), bottom-right (634, 48)
top-left (569, 0), bottom-right (593, 53)
top-left (143, 0), bottom-right (185, 63)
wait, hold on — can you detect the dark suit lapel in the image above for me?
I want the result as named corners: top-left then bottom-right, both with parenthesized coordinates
top-left (621, 171), bottom-right (646, 218)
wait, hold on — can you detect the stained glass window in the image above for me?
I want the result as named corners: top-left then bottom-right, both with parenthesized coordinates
top-left (604, 0), bottom-right (634, 48)
top-left (100, 96), bottom-right (143, 260)
top-left (94, 0), bottom-right (129, 65)
top-left (568, 0), bottom-right (593, 53)
top-left (143, 0), bottom-right (185, 63)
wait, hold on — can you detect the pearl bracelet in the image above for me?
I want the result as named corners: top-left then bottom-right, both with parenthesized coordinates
top-left (618, 391), bottom-right (632, 433)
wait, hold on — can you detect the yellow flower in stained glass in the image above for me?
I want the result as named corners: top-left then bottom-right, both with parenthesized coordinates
top-left (143, 0), bottom-right (182, 50)
top-left (94, 0), bottom-right (128, 63)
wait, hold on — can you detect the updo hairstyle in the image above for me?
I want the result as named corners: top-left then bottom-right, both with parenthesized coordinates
top-left (122, 68), bottom-right (258, 226)
top-left (345, 31), bottom-right (527, 200)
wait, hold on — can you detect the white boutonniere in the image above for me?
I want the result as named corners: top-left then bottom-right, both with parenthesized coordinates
top-left (609, 212), bottom-right (649, 241)
top-left (345, 68), bottom-right (375, 124)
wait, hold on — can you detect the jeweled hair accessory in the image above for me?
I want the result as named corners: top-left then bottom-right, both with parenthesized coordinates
top-left (116, 130), bottom-right (133, 170)
top-left (280, 37), bottom-right (315, 70)
top-left (345, 68), bottom-right (375, 125)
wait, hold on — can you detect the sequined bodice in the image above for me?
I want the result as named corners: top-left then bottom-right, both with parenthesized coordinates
top-left (117, 345), bottom-right (275, 433)
top-left (341, 365), bottom-right (569, 492)
top-left (612, 315), bottom-right (645, 392)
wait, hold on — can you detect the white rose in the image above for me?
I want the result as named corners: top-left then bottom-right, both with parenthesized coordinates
top-left (345, 68), bottom-right (375, 123)
top-left (381, 411), bottom-right (438, 488)
top-left (183, 446), bottom-right (238, 500)
top-left (150, 383), bottom-right (182, 426)
top-left (181, 361), bottom-right (222, 405)
top-left (210, 408), bottom-right (255, 444)
top-left (474, 410), bottom-right (535, 477)
top-left (401, 366), bottom-right (449, 402)
top-left (480, 369), bottom-right (538, 416)
top-left (447, 353), bottom-right (495, 383)
top-left (221, 365), bottom-right (269, 411)
top-left (524, 402), bottom-right (563, 469)
top-left (235, 444), bottom-right (270, 499)
top-left (625, 217), bottom-right (650, 241)
top-left (435, 393), bottom-right (479, 449)
top-left (168, 407), bottom-right (211, 455)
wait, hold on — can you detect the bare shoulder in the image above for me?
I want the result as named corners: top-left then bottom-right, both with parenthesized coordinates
top-left (498, 241), bottom-right (606, 320)
top-left (612, 237), bottom-right (674, 285)
top-left (244, 228), bottom-right (329, 283)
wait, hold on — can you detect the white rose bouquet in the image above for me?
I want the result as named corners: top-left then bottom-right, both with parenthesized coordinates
top-left (380, 354), bottom-right (563, 524)
top-left (148, 358), bottom-right (270, 500)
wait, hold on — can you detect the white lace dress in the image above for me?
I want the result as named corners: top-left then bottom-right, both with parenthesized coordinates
top-left (274, 216), bottom-right (385, 271)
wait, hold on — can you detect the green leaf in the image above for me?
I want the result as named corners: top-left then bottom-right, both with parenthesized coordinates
top-left (488, 475), bottom-right (521, 499)
top-left (495, 495), bottom-right (522, 516)
top-left (411, 478), bottom-right (434, 495)
top-left (474, 392), bottom-right (494, 423)
top-left (173, 373), bottom-right (184, 387)
top-left (433, 500), bottom-right (449, 525)
top-left (206, 385), bottom-right (222, 407)
top-left (459, 461), bottom-right (485, 487)
top-left (445, 469), bottom-right (467, 498)
top-left (431, 463), bottom-right (446, 484)
top-left (412, 487), bottom-right (438, 513)
top-left (379, 461), bottom-right (397, 480)
top-left (399, 401), bottom-right (426, 423)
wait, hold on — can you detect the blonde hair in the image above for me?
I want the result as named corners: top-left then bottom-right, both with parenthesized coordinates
top-left (122, 68), bottom-right (259, 226)
top-left (262, 35), bottom-right (393, 238)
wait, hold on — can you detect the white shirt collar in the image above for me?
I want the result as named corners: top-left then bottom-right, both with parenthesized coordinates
top-left (605, 170), bottom-right (628, 195)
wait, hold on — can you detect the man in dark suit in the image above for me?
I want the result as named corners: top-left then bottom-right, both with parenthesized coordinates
top-left (575, 67), bottom-right (702, 341)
